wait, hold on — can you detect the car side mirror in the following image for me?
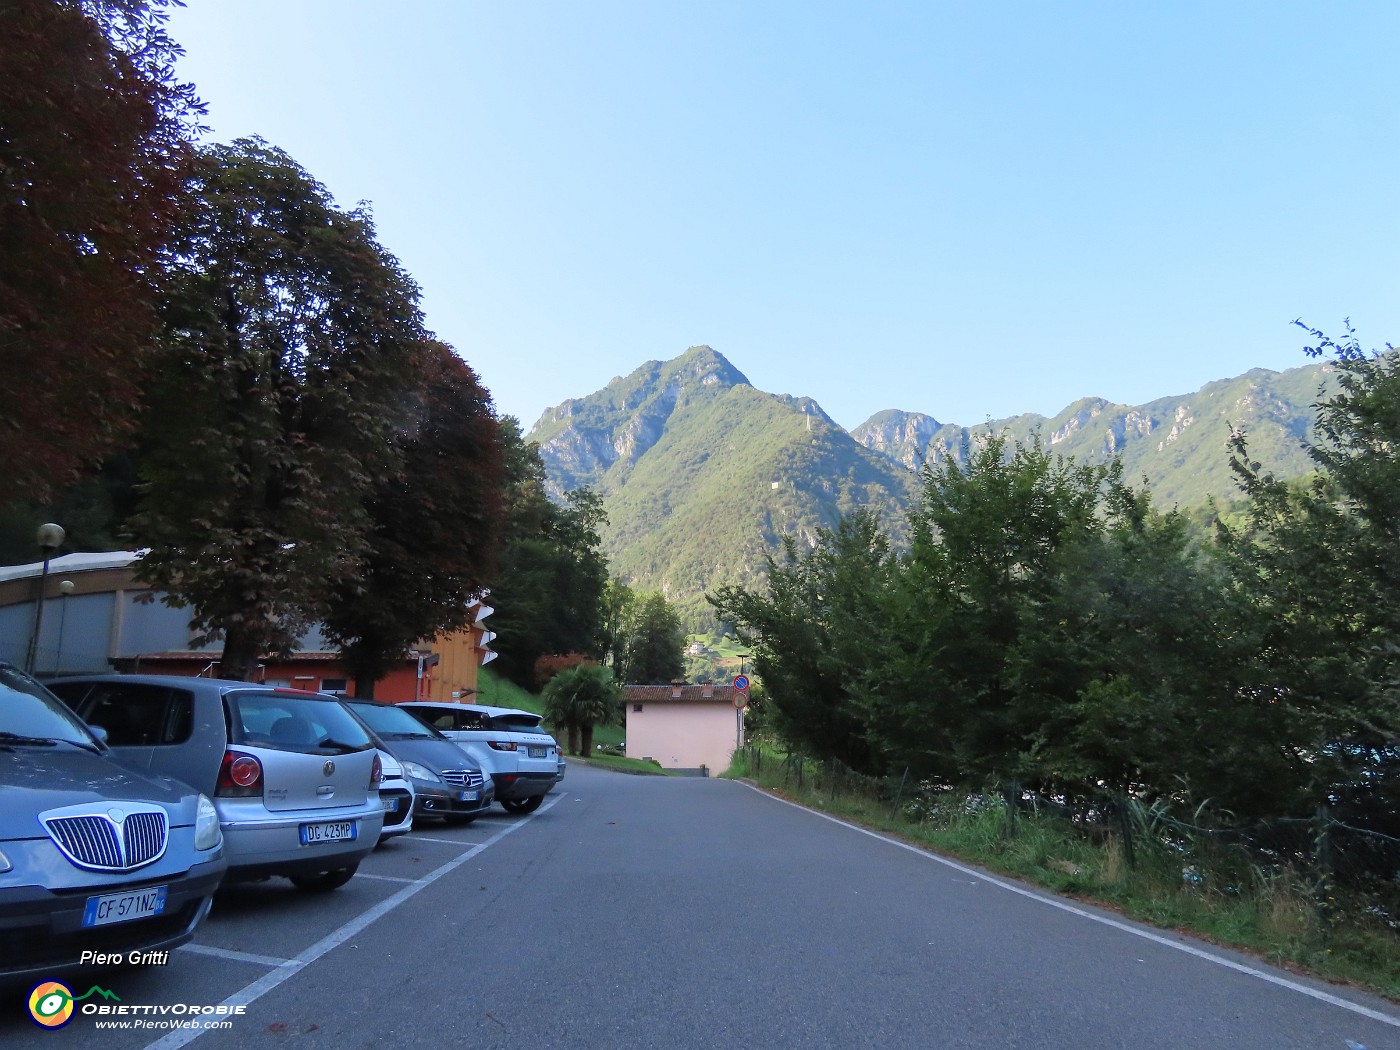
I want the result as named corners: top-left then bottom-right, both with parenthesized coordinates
top-left (87, 724), bottom-right (109, 744)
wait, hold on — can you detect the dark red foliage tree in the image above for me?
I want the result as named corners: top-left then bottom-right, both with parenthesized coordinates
top-left (0, 0), bottom-right (201, 504)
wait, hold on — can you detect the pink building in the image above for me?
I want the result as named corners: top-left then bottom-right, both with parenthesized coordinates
top-left (623, 682), bottom-right (747, 775)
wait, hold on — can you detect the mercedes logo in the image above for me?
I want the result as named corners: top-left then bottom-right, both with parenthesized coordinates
top-left (323, 760), bottom-right (335, 777)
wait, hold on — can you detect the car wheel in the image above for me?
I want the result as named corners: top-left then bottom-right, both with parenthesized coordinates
top-left (500, 796), bottom-right (543, 815)
top-left (289, 863), bottom-right (358, 892)
top-left (442, 813), bottom-right (476, 826)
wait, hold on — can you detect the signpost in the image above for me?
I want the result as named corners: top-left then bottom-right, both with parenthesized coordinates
top-left (732, 674), bottom-right (750, 749)
top-left (732, 674), bottom-right (749, 710)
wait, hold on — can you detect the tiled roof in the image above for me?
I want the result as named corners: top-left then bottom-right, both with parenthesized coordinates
top-left (623, 683), bottom-right (744, 704)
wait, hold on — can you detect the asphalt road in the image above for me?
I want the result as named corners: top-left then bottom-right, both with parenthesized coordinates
top-left (5, 763), bottom-right (1399, 1049)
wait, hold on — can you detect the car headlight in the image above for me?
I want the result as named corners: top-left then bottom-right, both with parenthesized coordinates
top-left (0, 847), bottom-right (11, 874)
top-left (401, 761), bottom-right (440, 783)
top-left (194, 794), bottom-right (222, 851)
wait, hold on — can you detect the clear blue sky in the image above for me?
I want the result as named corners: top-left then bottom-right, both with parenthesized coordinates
top-left (166, 1), bottom-right (1398, 432)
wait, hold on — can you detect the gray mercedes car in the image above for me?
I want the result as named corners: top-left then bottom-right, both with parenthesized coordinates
top-left (0, 663), bottom-right (226, 983)
top-left (45, 675), bottom-right (384, 892)
top-left (398, 701), bottom-right (562, 814)
top-left (340, 699), bottom-right (493, 825)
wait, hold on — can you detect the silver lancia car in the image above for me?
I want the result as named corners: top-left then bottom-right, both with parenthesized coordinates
top-left (0, 662), bottom-right (225, 983)
top-left (46, 675), bottom-right (383, 892)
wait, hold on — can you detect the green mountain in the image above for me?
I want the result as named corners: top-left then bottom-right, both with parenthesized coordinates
top-left (851, 363), bottom-right (1333, 510)
top-left (527, 347), bottom-right (916, 626)
top-left (528, 347), bottom-right (1334, 624)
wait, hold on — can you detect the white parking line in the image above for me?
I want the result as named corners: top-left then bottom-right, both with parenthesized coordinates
top-left (178, 943), bottom-right (290, 968)
top-left (743, 781), bottom-right (1400, 1029)
top-left (143, 795), bottom-right (563, 1050)
top-left (400, 835), bottom-right (484, 846)
top-left (354, 873), bottom-right (418, 884)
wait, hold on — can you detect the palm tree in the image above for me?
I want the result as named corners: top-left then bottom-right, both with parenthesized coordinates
top-left (542, 664), bottom-right (622, 755)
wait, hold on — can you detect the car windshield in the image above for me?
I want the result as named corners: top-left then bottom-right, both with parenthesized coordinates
top-left (226, 690), bottom-right (373, 754)
top-left (0, 664), bottom-right (100, 749)
top-left (348, 701), bottom-right (441, 740)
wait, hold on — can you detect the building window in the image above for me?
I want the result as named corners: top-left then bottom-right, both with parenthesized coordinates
top-left (320, 678), bottom-right (348, 695)
top-left (633, 703), bottom-right (643, 713)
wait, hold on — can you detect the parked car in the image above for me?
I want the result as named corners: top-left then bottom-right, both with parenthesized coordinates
top-left (397, 701), bottom-right (563, 814)
top-left (45, 675), bottom-right (383, 892)
top-left (374, 748), bottom-right (415, 843)
top-left (340, 699), bottom-right (493, 825)
top-left (0, 662), bottom-right (225, 983)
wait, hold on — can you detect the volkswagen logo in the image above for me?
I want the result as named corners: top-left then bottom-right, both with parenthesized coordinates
top-left (323, 760), bottom-right (335, 777)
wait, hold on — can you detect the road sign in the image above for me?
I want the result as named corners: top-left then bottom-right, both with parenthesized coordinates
top-left (733, 674), bottom-right (749, 692)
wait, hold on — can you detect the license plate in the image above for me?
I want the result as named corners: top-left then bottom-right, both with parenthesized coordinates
top-left (528, 746), bottom-right (547, 758)
top-left (457, 790), bottom-right (479, 802)
top-left (382, 797), bottom-right (399, 812)
top-left (300, 820), bottom-right (357, 845)
top-left (83, 886), bottom-right (168, 928)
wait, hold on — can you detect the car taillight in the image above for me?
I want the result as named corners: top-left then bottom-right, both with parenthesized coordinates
top-left (487, 741), bottom-right (518, 751)
top-left (216, 751), bottom-right (263, 797)
top-left (370, 753), bottom-right (383, 788)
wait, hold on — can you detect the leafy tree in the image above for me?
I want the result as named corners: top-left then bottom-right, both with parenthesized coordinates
top-left (621, 591), bottom-right (686, 684)
top-left (710, 510), bottom-right (893, 774)
top-left (321, 341), bottom-right (506, 696)
top-left (128, 139), bottom-right (431, 679)
top-left (859, 433), bottom-right (1115, 786)
top-left (541, 663), bottom-right (621, 755)
top-left (0, 0), bottom-right (201, 504)
top-left (598, 578), bottom-right (636, 683)
top-left (1005, 486), bottom-right (1258, 809)
top-left (488, 426), bottom-right (610, 687)
top-left (1217, 323), bottom-right (1400, 816)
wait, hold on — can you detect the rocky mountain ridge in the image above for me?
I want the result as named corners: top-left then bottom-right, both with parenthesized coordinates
top-left (527, 347), bottom-right (1331, 625)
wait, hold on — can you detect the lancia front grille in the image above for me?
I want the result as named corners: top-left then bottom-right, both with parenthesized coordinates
top-left (42, 806), bottom-right (169, 872)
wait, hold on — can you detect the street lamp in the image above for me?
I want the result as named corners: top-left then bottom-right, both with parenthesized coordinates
top-left (54, 579), bottom-right (75, 674)
top-left (23, 523), bottom-right (66, 675)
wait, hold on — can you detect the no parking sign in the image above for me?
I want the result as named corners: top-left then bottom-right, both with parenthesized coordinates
top-left (732, 674), bottom-right (749, 708)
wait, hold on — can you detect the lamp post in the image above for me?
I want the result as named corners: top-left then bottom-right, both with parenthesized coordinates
top-left (53, 580), bottom-right (75, 674)
top-left (23, 523), bottom-right (65, 675)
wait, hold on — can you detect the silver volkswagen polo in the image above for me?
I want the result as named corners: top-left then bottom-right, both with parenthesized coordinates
top-left (46, 675), bottom-right (383, 892)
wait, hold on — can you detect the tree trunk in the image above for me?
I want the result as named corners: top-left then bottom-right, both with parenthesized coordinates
top-left (581, 723), bottom-right (595, 755)
top-left (218, 626), bottom-right (262, 681)
top-left (353, 675), bottom-right (376, 699)
top-left (568, 724), bottom-right (582, 756)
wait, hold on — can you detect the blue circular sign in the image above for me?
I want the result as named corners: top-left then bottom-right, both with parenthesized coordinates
top-left (733, 674), bottom-right (750, 691)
